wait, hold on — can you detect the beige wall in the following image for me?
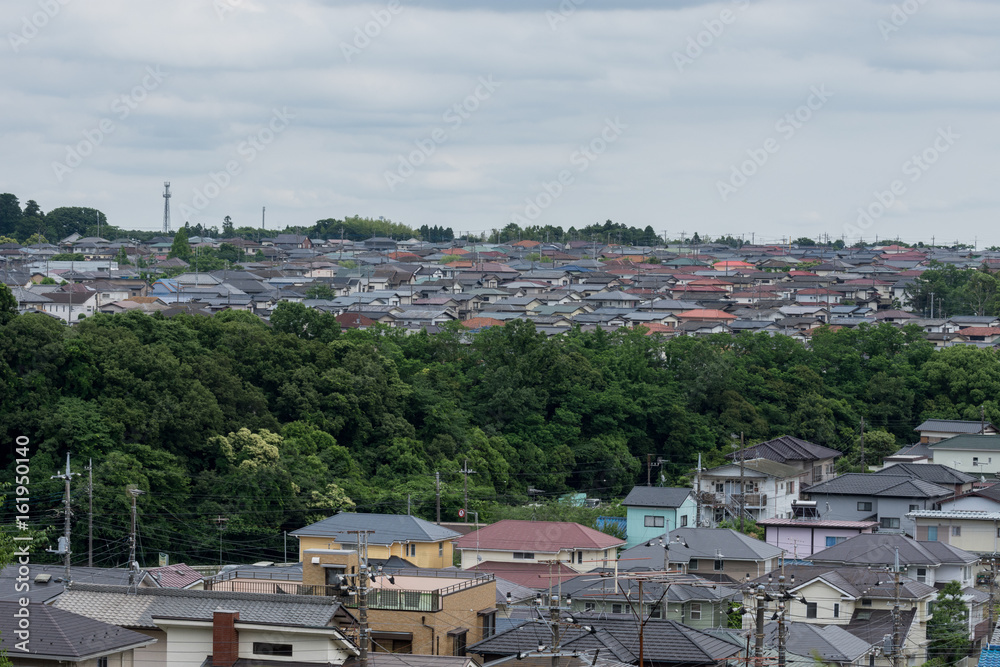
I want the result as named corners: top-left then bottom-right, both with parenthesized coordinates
top-left (459, 547), bottom-right (613, 572)
top-left (133, 629), bottom-right (167, 667)
top-left (687, 557), bottom-right (776, 579)
top-left (914, 517), bottom-right (1000, 554)
top-left (298, 536), bottom-right (454, 569)
top-left (154, 621), bottom-right (352, 667)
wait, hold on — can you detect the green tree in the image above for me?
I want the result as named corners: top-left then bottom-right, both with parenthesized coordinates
top-left (169, 228), bottom-right (192, 259)
top-left (222, 216), bottom-right (235, 236)
top-left (0, 284), bottom-right (17, 325)
top-left (305, 284), bottom-right (336, 300)
top-left (0, 194), bottom-right (22, 239)
top-left (51, 253), bottom-right (85, 261)
top-left (439, 255), bottom-right (463, 264)
top-left (926, 581), bottom-right (970, 665)
top-left (25, 233), bottom-right (48, 245)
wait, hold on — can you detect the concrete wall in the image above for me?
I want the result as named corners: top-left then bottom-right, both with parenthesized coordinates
top-left (764, 525), bottom-right (874, 558)
top-left (687, 557), bottom-right (776, 579)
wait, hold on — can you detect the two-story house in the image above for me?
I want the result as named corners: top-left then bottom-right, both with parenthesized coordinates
top-left (622, 487), bottom-right (696, 548)
top-left (908, 509), bottom-right (1000, 555)
top-left (871, 463), bottom-right (975, 496)
top-left (290, 513), bottom-right (460, 569)
top-left (801, 473), bottom-right (953, 536)
top-left (929, 434), bottom-right (1000, 475)
top-left (454, 520), bottom-right (624, 573)
top-left (727, 435), bottom-right (843, 485)
top-left (756, 517), bottom-right (879, 558)
top-left (915, 419), bottom-right (998, 444)
top-left (697, 458), bottom-right (802, 526)
top-left (623, 527), bottom-right (783, 581)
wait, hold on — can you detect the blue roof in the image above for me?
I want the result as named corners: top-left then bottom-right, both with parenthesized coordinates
top-left (978, 646), bottom-right (1000, 667)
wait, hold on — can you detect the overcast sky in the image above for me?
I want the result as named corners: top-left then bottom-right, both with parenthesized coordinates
top-left (2, 0), bottom-right (1000, 245)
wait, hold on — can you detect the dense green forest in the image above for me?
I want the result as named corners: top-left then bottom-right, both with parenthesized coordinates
top-left (2, 299), bottom-right (999, 566)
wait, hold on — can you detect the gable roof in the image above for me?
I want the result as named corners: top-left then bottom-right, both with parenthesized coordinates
top-left (664, 527), bottom-right (783, 561)
top-left (52, 583), bottom-right (352, 630)
top-left (145, 562), bottom-right (203, 589)
top-left (454, 520), bottom-right (624, 553)
top-left (916, 419), bottom-right (998, 434)
top-left (726, 435), bottom-right (842, 464)
top-left (809, 533), bottom-right (978, 567)
top-left (804, 473), bottom-right (953, 499)
top-left (622, 487), bottom-right (691, 508)
top-left (872, 463), bottom-right (975, 486)
top-left (764, 622), bottom-right (870, 664)
top-left (929, 434), bottom-right (1000, 451)
top-left (469, 613), bottom-right (740, 665)
top-left (0, 564), bottom-right (148, 604)
top-left (289, 512), bottom-right (461, 545)
top-left (466, 561), bottom-right (579, 590)
top-left (0, 602), bottom-right (156, 661)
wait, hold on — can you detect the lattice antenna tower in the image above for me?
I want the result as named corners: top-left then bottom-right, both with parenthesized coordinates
top-left (162, 181), bottom-right (172, 234)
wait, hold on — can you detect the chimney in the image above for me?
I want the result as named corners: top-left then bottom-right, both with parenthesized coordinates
top-left (212, 609), bottom-right (240, 667)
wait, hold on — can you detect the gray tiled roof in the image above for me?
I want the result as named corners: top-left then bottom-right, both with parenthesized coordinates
top-left (52, 584), bottom-right (349, 629)
top-left (0, 564), bottom-right (146, 604)
top-left (809, 533), bottom-right (977, 567)
top-left (929, 434), bottom-right (1000, 451)
top-left (622, 486), bottom-right (691, 508)
top-left (469, 614), bottom-right (740, 665)
top-left (290, 512), bottom-right (460, 545)
top-left (804, 473), bottom-right (952, 498)
top-left (726, 435), bottom-right (842, 464)
top-left (873, 463), bottom-right (975, 485)
top-left (0, 602), bottom-right (156, 660)
top-left (764, 622), bottom-right (870, 663)
top-left (916, 419), bottom-right (998, 433)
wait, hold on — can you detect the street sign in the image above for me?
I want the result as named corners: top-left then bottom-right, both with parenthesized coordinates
top-left (458, 508), bottom-right (466, 518)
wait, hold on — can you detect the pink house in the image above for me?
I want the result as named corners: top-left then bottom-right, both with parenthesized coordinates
top-left (757, 518), bottom-right (878, 558)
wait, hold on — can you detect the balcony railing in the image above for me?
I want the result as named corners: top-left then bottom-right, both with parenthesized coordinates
top-left (700, 492), bottom-right (767, 508)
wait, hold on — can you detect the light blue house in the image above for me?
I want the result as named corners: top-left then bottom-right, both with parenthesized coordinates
top-left (622, 487), bottom-right (697, 548)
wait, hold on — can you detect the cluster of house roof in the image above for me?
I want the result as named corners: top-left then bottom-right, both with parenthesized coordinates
top-left (4, 236), bottom-right (1000, 342)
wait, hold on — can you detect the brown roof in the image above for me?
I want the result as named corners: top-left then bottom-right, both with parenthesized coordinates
top-left (462, 317), bottom-right (505, 329)
top-left (676, 308), bottom-right (737, 321)
top-left (465, 561), bottom-right (579, 591)
top-left (335, 313), bottom-right (375, 329)
top-left (454, 519), bottom-right (624, 553)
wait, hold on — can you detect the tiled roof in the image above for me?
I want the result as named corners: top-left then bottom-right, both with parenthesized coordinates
top-left (453, 520), bottom-right (624, 553)
top-left (804, 473), bottom-right (952, 498)
top-left (622, 487), bottom-right (691, 508)
top-left (466, 562), bottom-right (580, 590)
top-left (764, 622), bottom-right (870, 663)
top-left (0, 602), bottom-right (156, 659)
top-left (756, 518), bottom-right (879, 528)
top-left (872, 463), bottom-right (975, 485)
top-left (469, 613), bottom-right (740, 665)
top-left (810, 533), bottom-right (977, 566)
top-left (146, 563), bottom-right (203, 589)
top-left (290, 512), bottom-right (460, 544)
top-left (930, 434), bottom-right (1000, 451)
top-left (917, 419), bottom-right (998, 434)
top-left (52, 583), bottom-right (350, 629)
top-left (845, 608), bottom-right (915, 646)
top-left (726, 435), bottom-right (842, 464)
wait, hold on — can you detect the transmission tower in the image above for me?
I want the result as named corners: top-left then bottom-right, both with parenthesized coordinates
top-left (162, 181), bottom-right (172, 234)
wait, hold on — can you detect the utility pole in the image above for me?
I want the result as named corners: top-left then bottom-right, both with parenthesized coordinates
top-left (550, 594), bottom-right (561, 667)
top-left (695, 453), bottom-right (702, 528)
top-left (435, 471), bottom-right (441, 524)
top-left (860, 417), bottom-right (865, 472)
top-left (892, 547), bottom-right (902, 667)
top-left (87, 458), bottom-right (93, 567)
top-left (777, 575), bottom-right (787, 667)
top-left (346, 530), bottom-right (374, 667)
top-left (754, 584), bottom-right (765, 667)
top-left (49, 453), bottom-right (78, 582)
top-left (214, 515), bottom-right (227, 567)
top-left (987, 555), bottom-right (997, 640)
top-left (740, 432), bottom-right (746, 532)
top-left (128, 486), bottom-right (144, 583)
top-left (983, 405), bottom-right (987, 435)
top-left (647, 454), bottom-right (652, 486)
top-left (460, 459), bottom-right (476, 522)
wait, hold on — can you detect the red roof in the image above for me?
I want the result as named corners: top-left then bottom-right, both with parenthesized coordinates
top-left (454, 519), bottom-right (624, 553)
top-left (335, 313), bottom-right (375, 329)
top-left (466, 561), bottom-right (580, 590)
top-left (146, 563), bottom-right (204, 589)
top-left (638, 323), bottom-right (675, 336)
top-left (959, 327), bottom-right (1000, 337)
top-left (462, 317), bottom-right (505, 329)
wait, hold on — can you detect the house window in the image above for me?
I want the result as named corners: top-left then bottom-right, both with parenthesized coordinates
top-left (254, 643), bottom-right (294, 657)
top-left (714, 559), bottom-right (724, 571)
top-left (973, 457), bottom-right (979, 465)
top-left (577, 551), bottom-right (584, 564)
top-left (680, 515), bottom-right (688, 527)
top-left (788, 482), bottom-right (795, 494)
top-left (649, 603), bottom-right (662, 619)
top-left (951, 526), bottom-right (961, 537)
top-left (825, 536), bottom-right (847, 547)
top-left (909, 505), bottom-right (919, 512)
top-left (862, 599), bottom-right (872, 607)
top-left (690, 603), bottom-right (702, 620)
top-left (612, 603), bottom-right (625, 614)
top-left (688, 559), bottom-right (698, 570)
top-left (858, 502), bottom-right (873, 512)
top-left (513, 552), bottom-right (535, 560)
top-left (98, 659), bottom-right (108, 667)
top-left (833, 603), bottom-right (840, 618)
top-left (585, 602), bottom-right (596, 611)
top-left (927, 601), bottom-right (936, 616)
top-left (806, 603), bottom-right (817, 619)
top-left (644, 515), bottom-right (665, 528)
top-left (479, 611), bottom-right (496, 639)
top-left (439, 543), bottom-right (444, 557)
top-left (408, 543), bottom-right (417, 557)
top-left (928, 526), bottom-right (938, 541)
top-left (916, 568), bottom-right (927, 583)
top-left (452, 630), bottom-right (467, 656)
top-left (880, 517), bottom-right (900, 530)
top-left (716, 483), bottom-right (725, 493)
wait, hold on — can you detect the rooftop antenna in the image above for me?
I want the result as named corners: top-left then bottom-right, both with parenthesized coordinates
top-left (162, 182), bottom-right (171, 234)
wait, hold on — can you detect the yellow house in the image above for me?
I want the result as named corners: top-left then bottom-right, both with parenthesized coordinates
top-left (290, 513), bottom-right (461, 569)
